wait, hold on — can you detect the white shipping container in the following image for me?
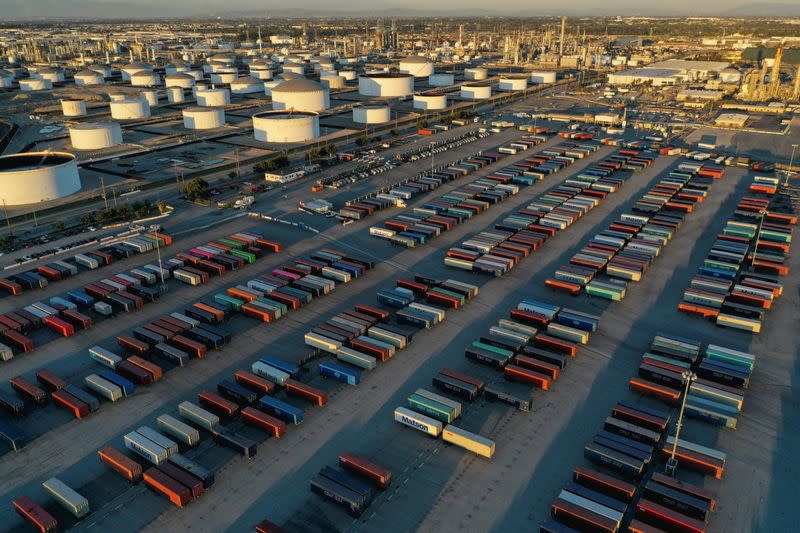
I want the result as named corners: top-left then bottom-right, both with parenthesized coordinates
top-left (42, 477), bottom-right (90, 518)
top-left (124, 431), bottom-right (169, 464)
top-left (252, 360), bottom-right (290, 385)
top-left (136, 426), bottom-right (179, 456)
top-left (394, 406), bottom-right (443, 436)
top-left (85, 374), bottom-right (123, 401)
top-left (178, 401), bottom-right (219, 431)
top-left (157, 414), bottom-right (200, 446)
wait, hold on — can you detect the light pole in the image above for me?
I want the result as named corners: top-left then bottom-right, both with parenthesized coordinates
top-left (666, 370), bottom-right (697, 476)
top-left (430, 141), bottom-right (436, 176)
top-left (752, 208), bottom-right (766, 268)
top-left (785, 143), bottom-right (799, 187)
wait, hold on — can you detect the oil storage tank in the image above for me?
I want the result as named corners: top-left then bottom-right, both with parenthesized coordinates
top-left (461, 82), bottom-right (491, 99)
top-left (61, 99), bottom-right (87, 117)
top-left (413, 93), bottom-right (447, 110)
top-left (35, 67), bottom-right (64, 83)
top-left (110, 97), bottom-right (150, 119)
top-left (353, 104), bottom-right (391, 124)
top-left (399, 56), bottom-right (434, 77)
top-left (130, 70), bottom-right (161, 87)
top-left (250, 66), bottom-right (273, 80)
top-left (358, 73), bottom-right (414, 97)
top-left (165, 73), bottom-right (194, 89)
top-left (209, 69), bottom-right (238, 85)
top-left (167, 87), bottom-right (186, 103)
top-left (0, 152), bottom-right (81, 205)
top-left (499, 75), bottom-right (528, 91)
top-left (530, 71), bottom-right (556, 84)
top-left (19, 78), bottom-right (52, 91)
top-left (270, 78), bottom-right (329, 112)
top-left (73, 69), bottom-right (104, 85)
top-left (464, 67), bottom-right (488, 81)
top-left (183, 106), bottom-right (225, 129)
top-left (230, 76), bottom-right (263, 94)
top-left (69, 122), bottom-right (123, 150)
top-left (141, 90), bottom-right (158, 107)
top-left (253, 111), bottom-right (319, 143)
top-left (320, 75), bottom-right (345, 89)
top-left (196, 88), bottom-right (230, 107)
top-left (121, 62), bottom-right (152, 81)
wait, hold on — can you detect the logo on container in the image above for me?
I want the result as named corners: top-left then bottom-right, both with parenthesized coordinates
top-left (400, 414), bottom-right (429, 432)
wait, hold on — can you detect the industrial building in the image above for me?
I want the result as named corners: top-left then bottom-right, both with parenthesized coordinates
top-left (0, 152), bottom-right (81, 205)
top-left (252, 110), bottom-right (320, 143)
top-left (715, 112), bottom-right (749, 128)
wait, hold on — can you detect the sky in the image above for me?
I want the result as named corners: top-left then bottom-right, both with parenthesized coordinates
top-left (0, 0), bottom-right (796, 19)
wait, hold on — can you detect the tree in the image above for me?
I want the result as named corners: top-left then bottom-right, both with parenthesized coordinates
top-left (390, 129), bottom-right (398, 136)
top-left (307, 148), bottom-right (321, 162)
top-left (181, 177), bottom-right (210, 200)
top-left (156, 199), bottom-right (168, 214)
top-left (80, 212), bottom-right (96, 226)
top-left (0, 235), bottom-right (14, 249)
top-left (52, 220), bottom-right (65, 232)
top-left (228, 171), bottom-right (237, 179)
top-left (324, 144), bottom-right (337, 156)
top-left (355, 136), bottom-right (366, 147)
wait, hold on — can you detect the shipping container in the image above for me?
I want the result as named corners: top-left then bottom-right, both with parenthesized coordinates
top-left (168, 453), bottom-right (215, 488)
top-left (178, 401), bottom-right (219, 431)
top-left (157, 414), bottom-right (200, 446)
top-left (144, 467), bottom-right (191, 507)
top-left (211, 426), bottom-right (257, 458)
top-left (12, 496), bottom-right (58, 533)
top-left (98, 446), bottom-right (142, 482)
top-left (42, 477), bottom-right (90, 518)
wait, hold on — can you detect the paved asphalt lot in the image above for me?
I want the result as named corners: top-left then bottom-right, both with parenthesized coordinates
top-left (0, 128), bottom-right (796, 533)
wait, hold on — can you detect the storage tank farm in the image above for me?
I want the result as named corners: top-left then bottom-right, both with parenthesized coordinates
top-left (0, 152), bottom-right (81, 205)
top-left (253, 111), bottom-right (320, 143)
top-left (270, 78), bottom-right (329, 112)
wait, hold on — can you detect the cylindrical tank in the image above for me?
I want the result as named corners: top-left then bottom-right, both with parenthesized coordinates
top-left (192, 83), bottom-right (209, 97)
top-left (108, 92), bottom-right (127, 102)
top-left (130, 70), bottom-right (160, 87)
top-left (35, 68), bottom-right (64, 83)
top-left (61, 99), bottom-right (87, 117)
top-left (165, 73), bottom-right (194, 88)
top-left (250, 66), bottom-right (273, 80)
top-left (73, 69), bottom-right (104, 85)
top-left (464, 67), bottom-right (488, 81)
top-left (230, 76), bottom-right (263, 94)
top-left (339, 70), bottom-right (357, 81)
top-left (358, 73), bottom-right (414, 97)
top-left (253, 111), bottom-right (320, 143)
top-left (0, 152), bottom-right (81, 205)
top-left (499, 76), bottom-right (528, 91)
top-left (69, 122), bottom-right (123, 150)
top-left (413, 93), bottom-right (447, 110)
top-left (277, 72), bottom-right (303, 81)
top-left (195, 88), bottom-right (230, 107)
top-left (186, 70), bottom-right (204, 81)
top-left (121, 62), bottom-right (152, 81)
top-left (210, 70), bottom-right (238, 84)
top-left (399, 56), bottom-right (434, 77)
top-left (19, 78), bottom-right (52, 91)
top-left (165, 62), bottom-right (190, 75)
top-left (428, 73), bottom-right (454, 87)
top-left (461, 82), bottom-right (492, 99)
top-left (110, 98), bottom-right (150, 119)
top-left (141, 90), bottom-right (158, 107)
top-left (167, 87), bottom-right (186, 103)
top-left (88, 64), bottom-right (112, 78)
top-left (320, 75), bottom-right (345, 89)
top-left (182, 106), bottom-right (225, 129)
top-left (353, 104), bottom-right (391, 124)
top-left (0, 75), bottom-right (12, 88)
top-left (282, 63), bottom-right (305, 75)
top-left (270, 78), bottom-right (328, 112)
top-left (530, 71), bottom-right (557, 84)
top-left (263, 80), bottom-right (281, 96)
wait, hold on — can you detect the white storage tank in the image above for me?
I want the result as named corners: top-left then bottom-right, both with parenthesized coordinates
top-left (339, 70), bottom-right (357, 81)
top-left (108, 92), bottom-right (127, 102)
top-left (165, 73), bottom-right (194, 88)
top-left (186, 70), bottom-right (204, 81)
top-left (191, 83), bottom-right (209, 98)
top-left (253, 111), bottom-right (320, 143)
top-left (35, 67), bottom-right (64, 83)
top-left (69, 122), bottom-right (123, 150)
top-left (358, 73), bottom-right (414, 97)
top-left (0, 152), bottom-right (81, 205)
top-left (461, 82), bottom-right (491, 99)
top-left (230, 76), bottom-right (262, 94)
top-left (720, 67), bottom-right (742, 84)
top-left (121, 62), bottom-right (153, 81)
top-left (250, 66), bottom-right (273, 80)
top-left (110, 97), bottom-right (150, 119)
top-left (167, 87), bottom-right (186, 103)
top-left (88, 64), bottom-right (112, 78)
top-left (277, 72), bottom-right (304, 81)
top-left (353, 104), bottom-right (391, 124)
top-left (196, 88), bottom-right (230, 107)
top-left (499, 75), bottom-right (528, 91)
top-left (320, 75), bottom-right (345, 89)
top-left (282, 63), bottom-right (305, 75)
top-left (183, 106), bottom-right (225, 129)
top-left (263, 80), bottom-right (281, 96)
top-left (19, 78), bottom-right (52, 91)
top-left (73, 69), bottom-right (104, 85)
top-left (141, 90), bottom-right (158, 107)
top-left (399, 56), bottom-right (434, 77)
top-left (413, 93), bottom-right (447, 110)
top-left (428, 73), bottom-right (454, 87)
top-left (464, 67), bottom-right (488, 81)
top-left (165, 62), bottom-right (190, 75)
top-left (530, 71), bottom-right (557, 84)
top-left (130, 70), bottom-right (161, 87)
top-left (61, 99), bottom-right (87, 117)
top-left (209, 70), bottom-right (238, 85)
top-left (270, 78), bottom-right (328, 112)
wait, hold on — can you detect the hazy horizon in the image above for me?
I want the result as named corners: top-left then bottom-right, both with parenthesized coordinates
top-left (1, 0), bottom-right (799, 19)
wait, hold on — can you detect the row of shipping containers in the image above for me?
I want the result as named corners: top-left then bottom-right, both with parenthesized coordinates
top-left (308, 452), bottom-right (393, 517)
top-left (548, 160), bottom-right (720, 301)
top-left (678, 190), bottom-right (795, 333)
top-left (0, 232), bottom-right (172, 298)
top-left (447, 145), bottom-right (644, 276)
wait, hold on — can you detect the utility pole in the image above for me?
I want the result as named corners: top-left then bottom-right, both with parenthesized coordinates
top-left (31, 205), bottom-right (38, 227)
top-left (785, 143), bottom-right (798, 187)
top-left (666, 370), bottom-right (697, 476)
top-left (99, 176), bottom-right (109, 209)
top-left (430, 141), bottom-right (436, 176)
top-left (2, 199), bottom-right (12, 237)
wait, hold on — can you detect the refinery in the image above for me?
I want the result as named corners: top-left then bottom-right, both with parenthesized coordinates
top-left (0, 10), bottom-right (798, 533)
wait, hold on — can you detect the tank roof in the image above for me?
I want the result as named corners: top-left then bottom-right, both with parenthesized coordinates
top-left (272, 78), bottom-right (324, 93)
